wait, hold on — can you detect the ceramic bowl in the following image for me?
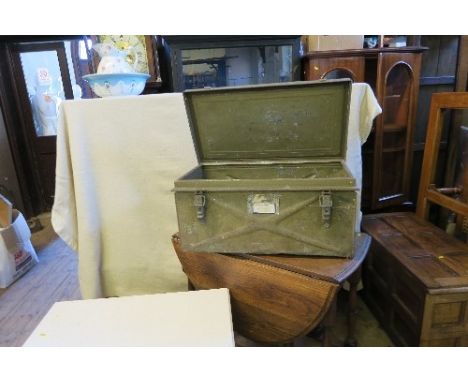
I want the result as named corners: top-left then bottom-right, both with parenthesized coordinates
top-left (82, 73), bottom-right (150, 98)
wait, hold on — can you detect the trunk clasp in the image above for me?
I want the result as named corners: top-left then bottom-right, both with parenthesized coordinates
top-left (319, 191), bottom-right (333, 228)
top-left (194, 192), bottom-right (206, 220)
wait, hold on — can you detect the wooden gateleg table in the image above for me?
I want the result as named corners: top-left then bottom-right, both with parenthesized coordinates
top-left (172, 233), bottom-right (371, 346)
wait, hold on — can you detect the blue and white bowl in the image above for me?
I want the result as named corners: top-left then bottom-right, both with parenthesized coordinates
top-left (82, 73), bottom-right (150, 98)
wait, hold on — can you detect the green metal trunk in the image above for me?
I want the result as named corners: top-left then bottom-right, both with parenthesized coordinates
top-left (174, 79), bottom-right (357, 257)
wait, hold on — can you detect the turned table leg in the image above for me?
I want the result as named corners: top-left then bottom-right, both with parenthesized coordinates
top-left (344, 266), bottom-right (361, 347)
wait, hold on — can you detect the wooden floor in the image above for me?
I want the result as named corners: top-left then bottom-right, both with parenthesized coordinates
top-left (0, 215), bottom-right (392, 347)
top-left (0, 215), bottom-right (81, 346)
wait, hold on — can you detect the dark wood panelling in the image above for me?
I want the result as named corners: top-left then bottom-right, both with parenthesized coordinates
top-left (419, 76), bottom-right (455, 86)
top-left (455, 36), bottom-right (468, 92)
top-left (414, 84), bottom-right (454, 145)
top-left (438, 36), bottom-right (461, 77)
top-left (420, 36), bottom-right (441, 77)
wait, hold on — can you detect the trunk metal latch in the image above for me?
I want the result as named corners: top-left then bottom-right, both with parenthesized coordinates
top-left (319, 191), bottom-right (333, 228)
top-left (194, 192), bottom-right (206, 220)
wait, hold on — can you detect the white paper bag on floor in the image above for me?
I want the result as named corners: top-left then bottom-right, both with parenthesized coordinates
top-left (0, 210), bottom-right (39, 288)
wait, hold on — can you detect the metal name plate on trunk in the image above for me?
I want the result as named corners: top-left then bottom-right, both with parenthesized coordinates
top-left (248, 194), bottom-right (279, 215)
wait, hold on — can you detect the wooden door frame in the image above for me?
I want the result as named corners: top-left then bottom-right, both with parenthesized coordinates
top-left (10, 41), bottom-right (74, 212)
top-left (0, 42), bottom-right (37, 217)
top-left (0, 38), bottom-right (79, 216)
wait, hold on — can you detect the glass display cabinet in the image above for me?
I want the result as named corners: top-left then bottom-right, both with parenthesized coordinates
top-left (158, 36), bottom-right (302, 92)
top-left (303, 47), bottom-right (425, 211)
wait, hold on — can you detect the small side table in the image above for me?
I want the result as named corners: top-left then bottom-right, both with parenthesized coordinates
top-left (172, 233), bottom-right (371, 346)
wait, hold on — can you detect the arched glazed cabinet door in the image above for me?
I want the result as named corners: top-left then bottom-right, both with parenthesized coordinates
top-left (322, 68), bottom-right (356, 81)
top-left (302, 53), bottom-right (365, 82)
top-left (373, 59), bottom-right (416, 209)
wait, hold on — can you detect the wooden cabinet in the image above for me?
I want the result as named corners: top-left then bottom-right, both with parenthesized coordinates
top-left (303, 48), bottom-right (425, 211)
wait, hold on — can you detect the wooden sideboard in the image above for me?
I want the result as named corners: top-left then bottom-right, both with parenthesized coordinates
top-left (303, 47), bottom-right (426, 212)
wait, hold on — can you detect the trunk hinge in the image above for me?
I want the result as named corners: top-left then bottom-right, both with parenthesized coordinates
top-left (194, 192), bottom-right (206, 220)
top-left (319, 190), bottom-right (333, 228)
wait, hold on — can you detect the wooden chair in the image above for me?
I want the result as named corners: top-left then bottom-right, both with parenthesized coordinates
top-left (416, 92), bottom-right (468, 221)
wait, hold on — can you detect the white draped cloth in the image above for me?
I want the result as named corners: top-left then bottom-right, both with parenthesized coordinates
top-left (52, 84), bottom-right (381, 299)
top-left (346, 83), bottom-right (382, 226)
